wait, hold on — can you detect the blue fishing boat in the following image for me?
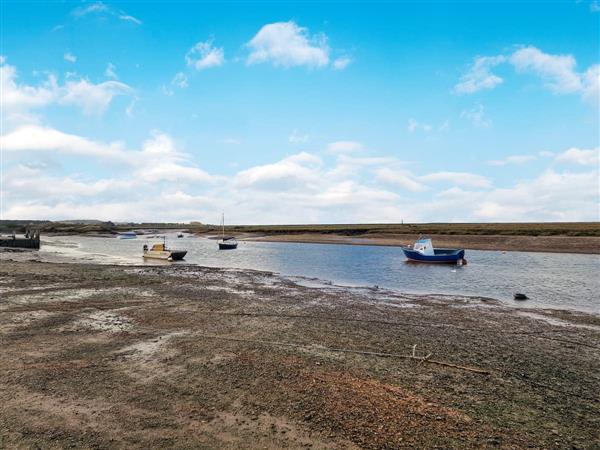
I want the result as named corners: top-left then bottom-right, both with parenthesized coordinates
top-left (117, 231), bottom-right (137, 239)
top-left (402, 237), bottom-right (466, 264)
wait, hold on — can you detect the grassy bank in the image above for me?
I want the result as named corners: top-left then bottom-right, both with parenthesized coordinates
top-left (196, 222), bottom-right (600, 237)
top-left (2, 220), bottom-right (598, 237)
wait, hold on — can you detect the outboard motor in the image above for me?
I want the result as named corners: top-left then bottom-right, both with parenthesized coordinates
top-left (143, 244), bottom-right (148, 252)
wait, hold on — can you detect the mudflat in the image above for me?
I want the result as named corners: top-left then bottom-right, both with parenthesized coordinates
top-left (1, 258), bottom-right (599, 449)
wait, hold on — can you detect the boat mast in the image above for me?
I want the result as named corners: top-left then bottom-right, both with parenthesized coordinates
top-left (222, 212), bottom-right (225, 240)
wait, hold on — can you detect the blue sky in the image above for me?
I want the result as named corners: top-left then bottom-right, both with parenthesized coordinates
top-left (1, 1), bottom-right (598, 223)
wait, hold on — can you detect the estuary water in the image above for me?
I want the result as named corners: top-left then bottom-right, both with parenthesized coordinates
top-left (40, 234), bottom-right (599, 314)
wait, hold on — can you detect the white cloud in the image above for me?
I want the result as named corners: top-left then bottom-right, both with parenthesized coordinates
top-left (333, 57), bottom-right (352, 70)
top-left (3, 125), bottom-right (598, 223)
top-left (72, 2), bottom-right (109, 17)
top-left (247, 21), bottom-right (329, 68)
top-left (0, 125), bottom-right (130, 161)
top-left (59, 79), bottom-right (132, 115)
top-left (1, 61), bottom-right (57, 117)
top-left (72, 2), bottom-right (142, 25)
top-left (488, 155), bottom-right (537, 166)
top-left (118, 14), bottom-right (142, 25)
top-left (186, 40), bottom-right (224, 70)
top-left (455, 46), bottom-right (600, 104)
top-left (375, 168), bottom-right (426, 192)
top-left (64, 52), bottom-right (77, 63)
top-left (460, 104), bottom-right (491, 128)
top-left (105, 63), bottom-right (118, 79)
top-left (454, 55), bottom-right (506, 94)
top-left (407, 118), bottom-right (433, 133)
top-left (289, 130), bottom-right (310, 144)
top-left (171, 72), bottom-right (188, 88)
top-left (592, 0), bottom-right (600, 12)
top-left (235, 152), bottom-right (322, 191)
top-left (326, 141), bottom-right (364, 154)
top-left (581, 65), bottom-right (600, 103)
top-left (473, 170), bottom-right (599, 221)
top-left (419, 171), bottom-right (492, 188)
top-left (509, 46), bottom-right (582, 93)
top-left (125, 98), bottom-right (138, 117)
top-left (0, 58), bottom-right (133, 118)
top-left (555, 147), bottom-right (599, 166)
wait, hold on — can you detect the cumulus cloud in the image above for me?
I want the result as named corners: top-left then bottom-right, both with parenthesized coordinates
top-left (235, 152), bottom-right (322, 191)
top-left (455, 46), bottom-right (600, 104)
top-left (0, 58), bottom-right (133, 118)
top-left (246, 21), bottom-right (330, 68)
top-left (186, 40), bottom-right (224, 70)
top-left (509, 46), bottom-right (582, 93)
top-left (555, 147), bottom-right (599, 166)
top-left (473, 170), bottom-right (599, 221)
top-left (59, 79), bottom-right (132, 115)
top-left (3, 128), bottom-right (598, 222)
top-left (0, 125), bottom-right (130, 161)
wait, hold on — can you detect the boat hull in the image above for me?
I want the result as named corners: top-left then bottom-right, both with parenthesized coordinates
top-left (143, 250), bottom-right (187, 261)
top-left (402, 247), bottom-right (465, 263)
top-left (218, 242), bottom-right (237, 250)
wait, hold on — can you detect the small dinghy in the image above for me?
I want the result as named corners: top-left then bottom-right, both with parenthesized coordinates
top-left (402, 237), bottom-right (465, 264)
top-left (143, 239), bottom-right (187, 261)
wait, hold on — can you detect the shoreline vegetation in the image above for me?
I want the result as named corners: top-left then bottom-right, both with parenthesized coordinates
top-left (0, 257), bottom-right (598, 448)
top-left (2, 221), bottom-right (599, 254)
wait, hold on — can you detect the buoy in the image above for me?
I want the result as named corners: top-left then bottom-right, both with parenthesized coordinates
top-left (514, 293), bottom-right (528, 300)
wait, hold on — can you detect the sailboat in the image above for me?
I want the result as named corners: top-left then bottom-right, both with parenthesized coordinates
top-left (218, 213), bottom-right (237, 250)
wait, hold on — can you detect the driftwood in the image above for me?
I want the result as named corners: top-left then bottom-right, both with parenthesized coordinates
top-left (193, 333), bottom-right (492, 375)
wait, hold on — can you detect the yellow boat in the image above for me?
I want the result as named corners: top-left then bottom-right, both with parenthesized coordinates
top-left (142, 242), bottom-right (187, 261)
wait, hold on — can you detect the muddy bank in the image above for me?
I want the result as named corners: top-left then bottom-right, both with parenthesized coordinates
top-left (0, 259), bottom-right (599, 449)
top-left (241, 232), bottom-right (600, 254)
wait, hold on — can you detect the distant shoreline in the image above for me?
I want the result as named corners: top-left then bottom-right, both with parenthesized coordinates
top-left (239, 232), bottom-right (600, 254)
top-left (37, 229), bottom-right (600, 254)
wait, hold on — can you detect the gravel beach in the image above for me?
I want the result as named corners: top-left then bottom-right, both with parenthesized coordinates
top-left (1, 255), bottom-right (599, 449)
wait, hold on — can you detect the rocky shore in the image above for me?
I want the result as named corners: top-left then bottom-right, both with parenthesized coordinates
top-left (1, 257), bottom-right (599, 449)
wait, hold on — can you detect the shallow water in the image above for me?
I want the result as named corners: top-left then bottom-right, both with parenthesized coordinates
top-left (40, 234), bottom-right (599, 314)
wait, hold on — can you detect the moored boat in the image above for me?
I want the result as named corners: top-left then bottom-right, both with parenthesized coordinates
top-left (402, 237), bottom-right (465, 264)
top-left (143, 240), bottom-right (187, 261)
top-left (217, 213), bottom-right (237, 250)
top-left (218, 237), bottom-right (238, 250)
top-left (117, 231), bottom-right (137, 239)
